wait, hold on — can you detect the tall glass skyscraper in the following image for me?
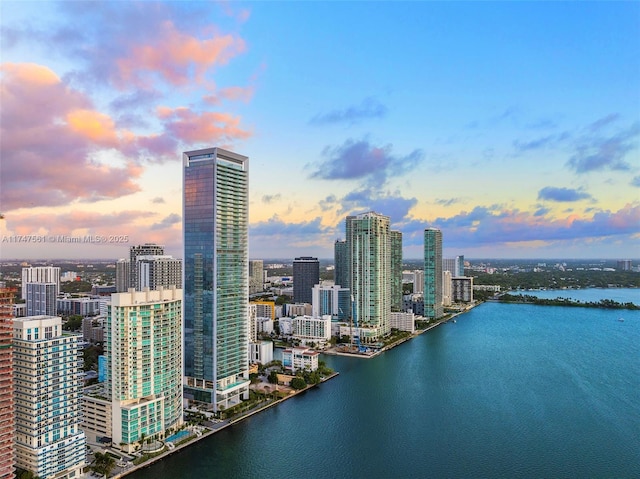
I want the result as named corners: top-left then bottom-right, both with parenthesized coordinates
top-left (183, 147), bottom-right (250, 411)
top-left (106, 288), bottom-right (183, 451)
top-left (334, 240), bottom-right (348, 289)
top-left (390, 230), bottom-right (403, 312)
top-left (346, 212), bottom-right (391, 342)
top-left (248, 260), bottom-right (264, 295)
top-left (423, 228), bottom-right (443, 319)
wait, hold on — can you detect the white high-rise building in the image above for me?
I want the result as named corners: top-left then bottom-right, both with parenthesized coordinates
top-left (291, 315), bottom-right (332, 346)
top-left (21, 266), bottom-right (60, 299)
top-left (13, 316), bottom-right (85, 479)
top-left (442, 270), bottom-right (452, 307)
top-left (105, 288), bottom-right (183, 452)
top-left (25, 282), bottom-right (57, 316)
top-left (311, 284), bottom-right (350, 321)
top-left (136, 255), bottom-right (182, 291)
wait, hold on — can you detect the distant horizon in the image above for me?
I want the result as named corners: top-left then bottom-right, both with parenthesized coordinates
top-left (1, 2), bottom-right (638, 260)
top-left (2, 257), bottom-right (637, 264)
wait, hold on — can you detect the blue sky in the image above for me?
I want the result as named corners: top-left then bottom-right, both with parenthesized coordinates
top-left (0, 1), bottom-right (638, 260)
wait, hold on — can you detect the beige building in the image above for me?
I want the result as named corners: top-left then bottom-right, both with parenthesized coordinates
top-left (81, 386), bottom-right (112, 445)
top-left (390, 311), bottom-right (416, 333)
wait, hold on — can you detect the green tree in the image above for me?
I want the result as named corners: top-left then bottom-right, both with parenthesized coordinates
top-left (63, 315), bottom-right (83, 331)
top-left (60, 280), bottom-right (93, 294)
top-left (290, 377), bottom-right (307, 390)
top-left (268, 370), bottom-right (279, 384)
top-left (92, 452), bottom-right (116, 478)
top-left (16, 469), bottom-right (39, 479)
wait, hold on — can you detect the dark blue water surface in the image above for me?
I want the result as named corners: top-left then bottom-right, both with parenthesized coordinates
top-left (133, 300), bottom-right (640, 478)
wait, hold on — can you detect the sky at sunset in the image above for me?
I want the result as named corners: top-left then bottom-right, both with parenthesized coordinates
top-left (1, 1), bottom-right (639, 261)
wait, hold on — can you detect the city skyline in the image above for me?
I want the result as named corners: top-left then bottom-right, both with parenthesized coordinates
top-left (1, 1), bottom-right (639, 261)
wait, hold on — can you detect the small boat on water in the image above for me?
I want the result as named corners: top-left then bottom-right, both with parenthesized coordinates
top-left (618, 318), bottom-right (624, 322)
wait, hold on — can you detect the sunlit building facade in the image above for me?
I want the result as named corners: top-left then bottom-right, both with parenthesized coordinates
top-left (249, 260), bottom-right (264, 295)
top-left (106, 288), bottom-right (183, 451)
top-left (390, 230), bottom-right (403, 312)
top-left (346, 212), bottom-right (391, 342)
top-left (311, 284), bottom-right (350, 321)
top-left (183, 147), bottom-right (250, 411)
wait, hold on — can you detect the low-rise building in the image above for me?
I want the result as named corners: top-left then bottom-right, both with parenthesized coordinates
top-left (473, 284), bottom-right (501, 292)
top-left (282, 347), bottom-right (320, 373)
top-left (248, 340), bottom-right (274, 365)
top-left (291, 315), bottom-right (331, 347)
top-left (285, 303), bottom-right (312, 317)
top-left (257, 317), bottom-right (274, 335)
top-left (81, 386), bottom-right (112, 445)
top-left (390, 312), bottom-right (415, 333)
top-left (278, 317), bottom-right (292, 336)
top-left (57, 297), bottom-right (101, 316)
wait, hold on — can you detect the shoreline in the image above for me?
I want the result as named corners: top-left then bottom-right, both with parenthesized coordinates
top-left (108, 305), bottom-right (481, 478)
top-left (111, 372), bottom-right (339, 479)
top-left (324, 302), bottom-right (479, 359)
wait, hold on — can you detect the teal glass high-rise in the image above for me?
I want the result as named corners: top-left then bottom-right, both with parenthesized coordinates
top-left (423, 228), bottom-right (443, 319)
top-left (183, 147), bottom-right (250, 411)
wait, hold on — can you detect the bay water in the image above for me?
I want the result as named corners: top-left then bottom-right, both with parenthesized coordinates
top-left (132, 293), bottom-right (640, 478)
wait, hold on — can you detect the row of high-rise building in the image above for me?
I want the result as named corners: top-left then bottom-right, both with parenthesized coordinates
top-left (0, 146), bottom-right (473, 478)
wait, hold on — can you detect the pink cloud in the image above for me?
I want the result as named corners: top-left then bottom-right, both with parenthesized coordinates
top-left (3, 209), bottom-right (182, 258)
top-left (115, 20), bottom-right (246, 89)
top-left (160, 106), bottom-right (251, 144)
top-left (0, 63), bottom-right (143, 211)
top-left (396, 203), bottom-right (640, 251)
top-left (6, 210), bottom-right (155, 236)
top-left (433, 204), bottom-right (640, 247)
top-left (203, 85), bottom-right (255, 105)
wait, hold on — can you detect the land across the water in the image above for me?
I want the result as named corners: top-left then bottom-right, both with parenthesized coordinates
top-left (325, 304), bottom-right (476, 359)
top-left (495, 292), bottom-right (639, 309)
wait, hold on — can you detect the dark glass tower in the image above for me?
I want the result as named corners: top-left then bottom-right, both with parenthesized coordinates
top-left (293, 257), bottom-right (320, 304)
